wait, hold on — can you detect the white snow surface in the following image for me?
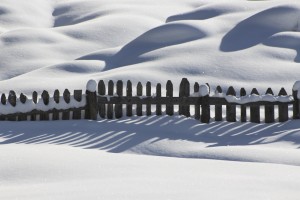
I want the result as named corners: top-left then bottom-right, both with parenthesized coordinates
top-left (1, 0), bottom-right (300, 199)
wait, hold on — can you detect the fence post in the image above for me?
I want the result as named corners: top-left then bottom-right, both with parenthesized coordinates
top-left (156, 83), bottom-right (162, 115)
top-left (240, 88), bottom-right (247, 122)
top-left (18, 93), bottom-right (27, 121)
top-left (278, 88), bottom-right (288, 122)
top-left (265, 88), bottom-right (275, 123)
top-left (226, 86), bottom-right (236, 122)
top-left (250, 88), bottom-right (260, 123)
top-left (201, 84), bottom-right (210, 123)
top-left (98, 80), bottom-right (106, 118)
top-left (7, 91), bottom-right (17, 121)
top-left (73, 90), bottom-right (82, 119)
top-left (166, 80), bottom-right (174, 116)
top-left (85, 80), bottom-right (98, 120)
top-left (126, 80), bottom-right (133, 117)
top-left (194, 82), bottom-right (200, 120)
top-left (293, 87), bottom-right (299, 119)
top-left (115, 80), bottom-right (123, 119)
top-left (136, 82), bottom-right (143, 116)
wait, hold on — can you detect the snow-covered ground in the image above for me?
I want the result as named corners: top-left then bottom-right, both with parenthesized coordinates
top-left (1, 0), bottom-right (300, 199)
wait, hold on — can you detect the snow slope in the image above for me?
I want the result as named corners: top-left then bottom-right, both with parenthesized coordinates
top-left (1, 0), bottom-right (300, 199)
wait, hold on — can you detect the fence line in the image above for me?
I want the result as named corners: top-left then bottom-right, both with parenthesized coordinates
top-left (0, 78), bottom-right (299, 123)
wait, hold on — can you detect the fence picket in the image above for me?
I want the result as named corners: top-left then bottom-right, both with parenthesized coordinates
top-left (156, 83), bottom-right (162, 115)
top-left (136, 82), bottom-right (143, 116)
top-left (201, 84), bottom-right (210, 123)
top-left (98, 80), bottom-right (106, 118)
top-left (126, 80), bottom-right (133, 117)
top-left (146, 81), bottom-right (151, 116)
top-left (53, 90), bottom-right (60, 120)
top-left (292, 89), bottom-right (299, 119)
top-left (62, 89), bottom-right (71, 120)
top-left (41, 90), bottom-right (50, 121)
top-left (73, 90), bottom-right (82, 119)
top-left (278, 88), bottom-right (288, 122)
top-left (265, 88), bottom-right (274, 123)
top-left (215, 86), bottom-right (222, 121)
top-left (166, 80), bottom-right (174, 116)
top-left (250, 88), bottom-right (260, 123)
top-left (31, 91), bottom-right (38, 121)
top-left (240, 88), bottom-right (247, 122)
top-left (194, 82), bottom-right (200, 120)
top-left (179, 78), bottom-right (190, 117)
top-left (226, 86), bottom-right (236, 122)
top-left (7, 91), bottom-right (17, 121)
top-left (18, 93), bottom-right (27, 121)
top-left (107, 80), bottom-right (114, 119)
top-left (0, 94), bottom-right (6, 120)
top-left (115, 80), bottom-right (123, 119)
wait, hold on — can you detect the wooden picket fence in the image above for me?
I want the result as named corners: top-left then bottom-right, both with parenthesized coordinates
top-left (0, 78), bottom-right (299, 123)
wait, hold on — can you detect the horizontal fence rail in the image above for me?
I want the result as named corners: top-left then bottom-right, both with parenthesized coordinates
top-left (0, 78), bottom-right (299, 124)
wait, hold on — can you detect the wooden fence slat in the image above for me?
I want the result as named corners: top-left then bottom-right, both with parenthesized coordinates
top-left (115, 80), bottom-right (123, 119)
top-left (201, 84), bottom-right (210, 123)
top-left (0, 94), bottom-right (6, 120)
top-left (62, 89), bottom-right (71, 120)
top-left (215, 86), bottom-right (222, 121)
top-left (166, 80), bottom-right (174, 116)
top-left (146, 81), bottom-right (151, 116)
top-left (18, 93), bottom-right (27, 121)
top-left (293, 89), bottom-right (299, 119)
top-left (156, 83), bottom-right (162, 115)
top-left (136, 82), bottom-right (143, 116)
top-left (240, 88), bottom-right (247, 122)
top-left (73, 90), bottom-right (82, 120)
top-left (53, 89), bottom-right (60, 120)
top-left (278, 88), bottom-right (288, 122)
top-left (265, 88), bottom-right (275, 123)
top-left (179, 78), bottom-right (190, 117)
top-left (250, 88), bottom-right (260, 123)
top-left (7, 91), bottom-right (17, 121)
top-left (31, 91), bottom-right (38, 121)
top-left (126, 80), bottom-right (132, 117)
top-left (194, 82), bottom-right (200, 120)
top-left (40, 90), bottom-right (50, 121)
top-left (106, 80), bottom-right (114, 119)
top-left (98, 80), bottom-right (106, 118)
top-left (226, 86), bottom-right (236, 122)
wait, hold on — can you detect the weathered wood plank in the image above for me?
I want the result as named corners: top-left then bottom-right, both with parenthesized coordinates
top-left (226, 86), bottom-right (236, 122)
top-left (7, 91), bottom-right (17, 121)
top-left (146, 81), bottom-right (151, 116)
top-left (53, 89), bottom-right (60, 120)
top-left (179, 78), bottom-right (190, 117)
top-left (18, 93), bottom-right (27, 121)
top-left (194, 82), bottom-right (200, 120)
top-left (107, 80), bottom-right (114, 119)
top-left (250, 88), bottom-right (260, 123)
top-left (62, 89), bottom-right (71, 120)
top-left (240, 88), bottom-right (247, 122)
top-left (292, 90), bottom-right (299, 119)
top-left (278, 88), bottom-right (288, 122)
top-left (73, 90), bottom-right (82, 120)
top-left (136, 82), bottom-right (143, 116)
top-left (40, 90), bottom-right (50, 121)
top-left (31, 91), bottom-right (38, 121)
top-left (166, 80), bottom-right (174, 116)
top-left (115, 80), bottom-right (123, 119)
top-left (265, 88), bottom-right (274, 123)
top-left (156, 83), bottom-right (162, 115)
top-left (98, 80), bottom-right (106, 118)
top-left (0, 94), bottom-right (6, 120)
top-left (214, 86), bottom-right (222, 121)
top-left (126, 80), bottom-right (132, 117)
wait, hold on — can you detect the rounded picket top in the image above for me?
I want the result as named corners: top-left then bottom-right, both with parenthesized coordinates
top-left (32, 91), bottom-right (38, 104)
top-left (126, 80), bottom-right (132, 96)
top-left (137, 82), bottom-right (143, 96)
top-left (20, 93), bottom-right (27, 104)
top-left (63, 89), bottom-right (71, 104)
top-left (194, 82), bottom-right (199, 92)
top-left (251, 88), bottom-right (259, 95)
top-left (41, 90), bottom-right (50, 105)
top-left (166, 80), bottom-right (173, 97)
top-left (226, 86), bottom-right (236, 96)
top-left (240, 88), bottom-right (246, 96)
top-left (265, 88), bottom-right (274, 95)
top-left (278, 87), bottom-right (287, 96)
top-left (215, 85), bottom-right (222, 94)
top-left (54, 89), bottom-right (60, 103)
top-left (8, 90), bottom-right (17, 107)
top-left (1, 94), bottom-right (6, 105)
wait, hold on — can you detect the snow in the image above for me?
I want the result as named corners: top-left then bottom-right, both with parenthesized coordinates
top-left (1, 0), bottom-right (300, 199)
